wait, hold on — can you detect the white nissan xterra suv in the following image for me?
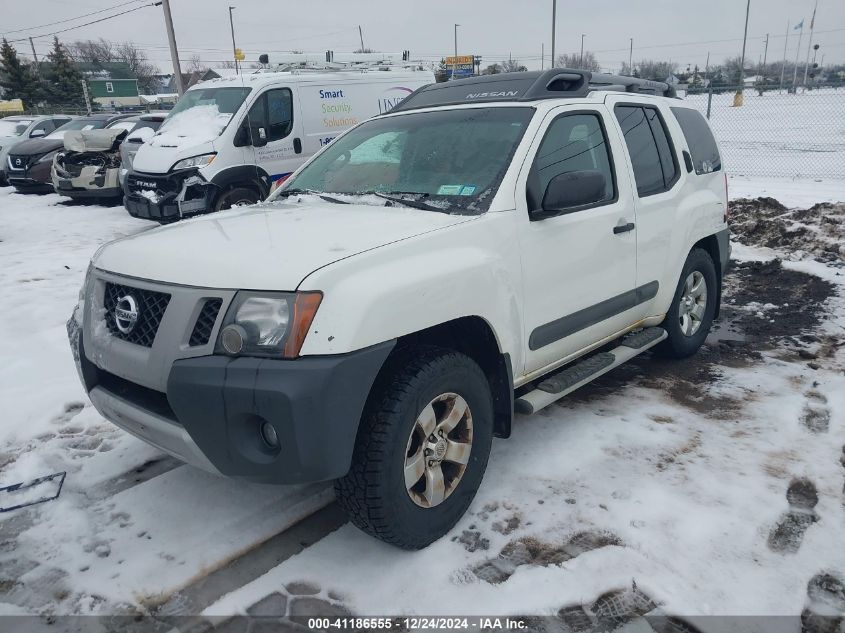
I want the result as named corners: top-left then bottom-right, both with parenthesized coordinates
top-left (68, 70), bottom-right (730, 549)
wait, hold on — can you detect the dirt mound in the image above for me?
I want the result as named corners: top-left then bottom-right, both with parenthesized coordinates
top-left (730, 198), bottom-right (845, 266)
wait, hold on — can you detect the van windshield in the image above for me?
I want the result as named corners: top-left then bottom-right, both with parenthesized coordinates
top-left (168, 86), bottom-right (252, 118)
top-left (275, 107), bottom-right (534, 214)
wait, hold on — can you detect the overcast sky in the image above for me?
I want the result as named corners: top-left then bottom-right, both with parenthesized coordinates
top-left (4, 0), bottom-right (844, 73)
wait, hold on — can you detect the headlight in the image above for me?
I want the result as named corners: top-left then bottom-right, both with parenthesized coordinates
top-left (171, 153), bottom-right (216, 171)
top-left (215, 291), bottom-right (322, 359)
top-left (37, 151), bottom-right (57, 163)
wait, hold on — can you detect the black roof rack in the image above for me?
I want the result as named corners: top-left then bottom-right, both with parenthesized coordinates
top-left (390, 68), bottom-right (677, 113)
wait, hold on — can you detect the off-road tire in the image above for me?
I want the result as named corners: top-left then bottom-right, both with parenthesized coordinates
top-left (214, 186), bottom-right (260, 211)
top-left (655, 247), bottom-right (718, 359)
top-left (335, 346), bottom-right (494, 550)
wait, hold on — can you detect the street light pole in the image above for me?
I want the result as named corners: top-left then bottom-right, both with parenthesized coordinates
top-left (734, 0), bottom-right (751, 106)
top-left (229, 6), bottom-right (239, 75)
top-left (628, 38), bottom-right (633, 75)
top-left (580, 34), bottom-right (585, 68)
top-left (550, 0), bottom-right (556, 69)
top-left (453, 23), bottom-right (459, 80)
top-left (160, 0), bottom-right (184, 96)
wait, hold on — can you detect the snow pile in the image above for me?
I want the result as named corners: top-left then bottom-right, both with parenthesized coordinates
top-left (150, 105), bottom-right (231, 148)
top-left (730, 197), bottom-right (845, 266)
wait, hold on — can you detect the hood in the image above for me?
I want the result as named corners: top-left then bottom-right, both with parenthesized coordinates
top-left (94, 198), bottom-right (475, 289)
top-left (8, 137), bottom-right (64, 157)
top-left (131, 139), bottom-right (215, 174)
top-left (64, 128), bottom-right (127, 153)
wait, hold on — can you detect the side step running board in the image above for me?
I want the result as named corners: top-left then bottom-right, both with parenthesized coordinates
top-left (514, 327), bottom-right (667, 415)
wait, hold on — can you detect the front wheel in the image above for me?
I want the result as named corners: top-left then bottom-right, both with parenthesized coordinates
top-left (335, 347), bottom-right (493, 550)
top-left (655, 247), bottom-right (718, 358)
top-left (214, 186), bottom-right (261, 211)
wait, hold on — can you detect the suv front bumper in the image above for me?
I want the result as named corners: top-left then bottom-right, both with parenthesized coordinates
top-left (68, 314), bottom-right (394, 484)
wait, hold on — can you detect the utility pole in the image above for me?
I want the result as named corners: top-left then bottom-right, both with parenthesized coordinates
top-left (358, 25), bottom-right (365, 52)
top-left (580, 34), bottom-right (585, 67)
top-left (541, 42), bottom-right (544, 70)
top-left (228, 6), bottom-right (239, 75)
top-left (791, 20), bottom-right (804, 91)
top-left (28, 37), bottom-right (41, 78)
top-left (733, 0), bottom-right (751, 106)
top-left (628, 38), bottom-right (633, 75)
top-left (779, 20), bottom-right (789, 92)
top-left (453, 23), bottom-right (459, 80)
top-left (756, 33), bottom-right (768, 90)
top-left (160, 0), bottom-right (184, 96)
top-left (550, 0), bottom-right (556, 69)
top-left (802, 0), bottom-right (818, 87)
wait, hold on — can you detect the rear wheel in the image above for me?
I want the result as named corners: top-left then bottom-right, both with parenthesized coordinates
top-left (214, 186), bottom-right (260, 211)
top-left (335, 347), bottom-right (493, 550)
top-left (655, 248), bottom-right (718, 358)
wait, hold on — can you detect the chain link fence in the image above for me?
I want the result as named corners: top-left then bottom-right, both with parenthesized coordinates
top-left (685, 85), bottom-right (845, 180)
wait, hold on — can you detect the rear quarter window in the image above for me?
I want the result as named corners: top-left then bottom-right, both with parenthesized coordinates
top-left (670, 107), bottom-right (722, 175)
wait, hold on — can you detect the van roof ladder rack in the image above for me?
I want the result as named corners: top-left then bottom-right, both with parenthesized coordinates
top-left (390, 68), bottom-right (677, 113)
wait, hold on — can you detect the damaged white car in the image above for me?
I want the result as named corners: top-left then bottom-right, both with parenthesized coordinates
top-left (51, 116), bottom-right (162, 201)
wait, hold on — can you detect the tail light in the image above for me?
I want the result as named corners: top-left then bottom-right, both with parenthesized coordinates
top-left (723, 172), bottom-right (729, 224)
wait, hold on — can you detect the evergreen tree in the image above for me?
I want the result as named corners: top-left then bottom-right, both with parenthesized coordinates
top-left (0, 38), bottom-right (42, 108)
top-left (45, 37), bottom-right (85, 107)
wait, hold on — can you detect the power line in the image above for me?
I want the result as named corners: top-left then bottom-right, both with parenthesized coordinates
top-left (7, 2), bottom-right (161, 43)
top-left (1, 0), bottom-right (146, 37)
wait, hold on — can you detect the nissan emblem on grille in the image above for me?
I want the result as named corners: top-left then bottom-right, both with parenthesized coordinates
top-left (114, 295), bottom-right (140, 334)
top-left (15, 158), bottom-right (22, 167)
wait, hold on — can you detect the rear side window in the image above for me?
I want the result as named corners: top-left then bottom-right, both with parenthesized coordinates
top-left (671, 107), bottom-right (722, 175)
top-left (614, 105), bottom-right (678, 197)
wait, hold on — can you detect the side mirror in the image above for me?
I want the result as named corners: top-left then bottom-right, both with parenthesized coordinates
top-left (30, 129), bottom-right (46, 138)
top-left (533, 170), bottom-right (608, 219)
top-left (251, 126), bottom-right (268, 147)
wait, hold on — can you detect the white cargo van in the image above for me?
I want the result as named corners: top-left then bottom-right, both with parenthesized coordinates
top-left (124, 67), bottom-right (434, 222)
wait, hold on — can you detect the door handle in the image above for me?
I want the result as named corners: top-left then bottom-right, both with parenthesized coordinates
top-left (293, 137), bottom-right (302, 154)
top-left (613, 222), bottom-right (635, 234)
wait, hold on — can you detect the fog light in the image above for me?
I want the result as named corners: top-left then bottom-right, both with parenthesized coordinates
top-left (260, 421), bottom-right (279, 448)
top-left (220, 324), bottom-right (246, 354)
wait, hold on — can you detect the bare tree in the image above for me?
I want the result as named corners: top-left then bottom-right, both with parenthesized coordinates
top-left (115, 42), bottom-right (157, 93)
top-left (633, 59), bottom-right (678, 82)
top-left (70, 39), bottom-right (157, 93)
top-left (555, 51), bottom-right (601, 71)
top-left (482, 63), bottom-right (502, 75)
top-left (69, 38), bottom-right (114, 64)
top-left (187, 54), bottom-right (208, 74)
top-left (500, 58), bottom-right (527, 73)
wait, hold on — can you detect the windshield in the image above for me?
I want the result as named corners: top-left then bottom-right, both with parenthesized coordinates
top-left (168, 86), bottom-right (251, 118)
top-left (47, 119), bottom-right (104, 139)
top-left (278, 107), bottom-right (534, 213)
top-left (0, 119), bottom-right (33, 136)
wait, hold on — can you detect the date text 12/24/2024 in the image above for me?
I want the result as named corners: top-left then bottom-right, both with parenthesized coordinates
top-left (306, 618), bottom-right (528, 630)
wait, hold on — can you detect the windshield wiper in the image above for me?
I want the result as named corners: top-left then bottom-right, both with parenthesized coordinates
top-left (371, 191), bottom-right (448, 213)
top-left (277, 188), bottom-right (348, 204)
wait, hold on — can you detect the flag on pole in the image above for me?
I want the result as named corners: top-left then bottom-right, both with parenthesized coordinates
top-left (794, 19), bottom-right (804, 30)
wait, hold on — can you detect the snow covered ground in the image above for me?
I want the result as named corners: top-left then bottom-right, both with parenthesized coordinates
top-left (1, 179), bottom-right (844, 628)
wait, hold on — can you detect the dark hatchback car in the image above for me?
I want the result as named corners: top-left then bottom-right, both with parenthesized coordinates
top-left (7, 113), bottom-right (135, 193)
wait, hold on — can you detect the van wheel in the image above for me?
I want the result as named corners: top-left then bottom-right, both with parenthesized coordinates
top-left (215, 186), bottom-right (260, 211)
top-left (655, 248), bottom-right (718, 359)
top-left (335, 346), bottom-right (493, 550)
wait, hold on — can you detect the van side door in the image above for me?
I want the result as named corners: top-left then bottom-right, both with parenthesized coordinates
top-left (515, 105), bottom-right (639, 376)
top-left (239, 87), bottom-right (304, 185)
